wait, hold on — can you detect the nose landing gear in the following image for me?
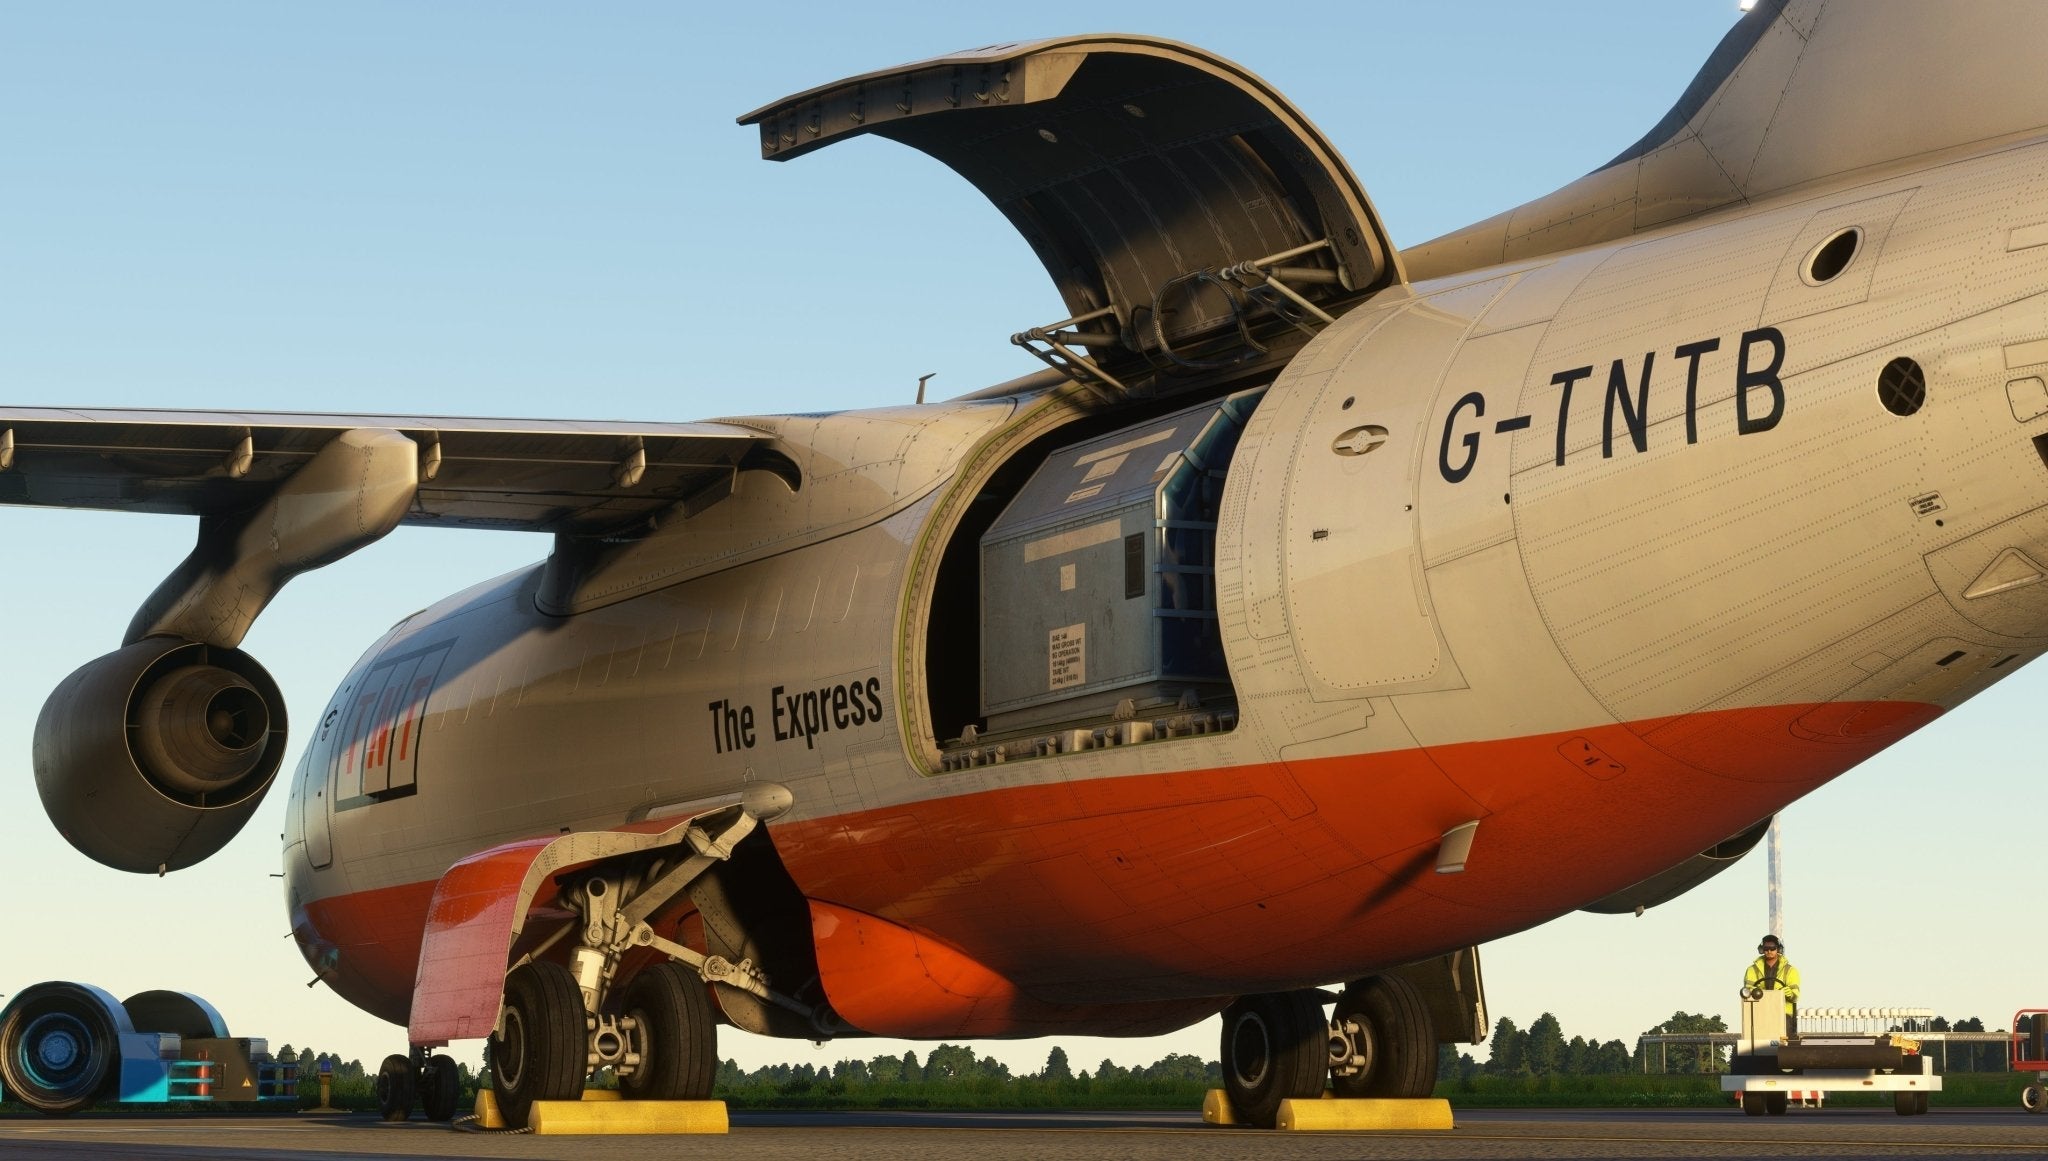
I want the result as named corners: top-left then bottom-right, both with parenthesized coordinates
top-left (374, 1047), bottom-right (464, 1122)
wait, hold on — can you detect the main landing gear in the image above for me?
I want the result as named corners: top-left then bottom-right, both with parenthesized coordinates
top-left (1219, 974), bottom-right (1437, 1128)
top-left (390, 801), bottom-right (827, 1129)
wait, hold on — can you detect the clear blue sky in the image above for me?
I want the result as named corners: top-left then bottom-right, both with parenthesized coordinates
top-left (3, 2), bottom-right (2021, 1078)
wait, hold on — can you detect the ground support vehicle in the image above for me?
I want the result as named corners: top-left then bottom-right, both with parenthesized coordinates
top-left (1722, 998), bottom-right (1940, 1117)
top-left (0, 981), bottom-right (296, 1115)
top-left (2011, 1009), bottom-right (2048, 1112)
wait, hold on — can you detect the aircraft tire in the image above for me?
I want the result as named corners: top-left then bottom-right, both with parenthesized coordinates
top-left (420, 1053), bottom-right (461, 1122)
top-left (619, 962), bottom-right (716, 1101)
top-left (376, 1053), bottom-right (415, 1122)
top-left (1330, 974), bottom-right (1436, 1099)
top-left (0, 982), bottom-right (120, 1116)
top-left (488, 961), bottom-right (587, 1127)
top-left (1220, 991), bottom-right (1326, 1128)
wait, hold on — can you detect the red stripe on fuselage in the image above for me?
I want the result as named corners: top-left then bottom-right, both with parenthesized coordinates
top-left (297, 700), bottom-right (1936, 1030)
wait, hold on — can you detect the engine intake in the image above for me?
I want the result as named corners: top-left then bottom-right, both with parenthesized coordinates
top-left (34, 638), bottom-right (287, 874)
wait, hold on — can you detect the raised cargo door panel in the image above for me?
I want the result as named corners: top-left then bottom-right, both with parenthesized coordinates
top-left (740, 36), bottom-right (1400, 382)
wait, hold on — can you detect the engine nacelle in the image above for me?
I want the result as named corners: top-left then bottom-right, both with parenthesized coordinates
top-left (1579, 816), bottom-right (1773, 916)
top-left (34, 638), bottom-right (287, 874)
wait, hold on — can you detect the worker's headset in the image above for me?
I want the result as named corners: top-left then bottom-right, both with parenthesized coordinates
top-left (1743, 937), bottom-right (1787, 998)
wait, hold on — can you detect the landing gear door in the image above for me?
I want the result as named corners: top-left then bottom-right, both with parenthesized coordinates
top-left (1388, 945), bottom-right (1487, 1044)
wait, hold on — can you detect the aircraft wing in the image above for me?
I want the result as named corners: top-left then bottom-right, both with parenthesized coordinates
top-left (0, 406), bottom-right (790, 536)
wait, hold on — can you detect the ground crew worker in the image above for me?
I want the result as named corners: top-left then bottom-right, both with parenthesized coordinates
top-left (1742, 934), bottom-right (1800, 1036)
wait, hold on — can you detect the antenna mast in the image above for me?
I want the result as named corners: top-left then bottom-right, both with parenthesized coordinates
top-left (1766, 818), bottom-right (1784, 940)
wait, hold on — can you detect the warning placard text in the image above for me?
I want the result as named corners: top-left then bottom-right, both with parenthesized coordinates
top-left (1049, 623), bottom-right (1086, 690)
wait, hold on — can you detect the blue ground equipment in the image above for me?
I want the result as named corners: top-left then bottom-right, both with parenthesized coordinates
top-left (0, 980), bottom-right (297, 1114)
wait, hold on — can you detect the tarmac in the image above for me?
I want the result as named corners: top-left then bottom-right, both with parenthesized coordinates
top-left (3, 1106), bottom-right (2048, 1160)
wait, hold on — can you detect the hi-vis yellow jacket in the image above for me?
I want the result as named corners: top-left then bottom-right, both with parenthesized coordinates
top-left (1744, 956), bottom-right (1800, 1015)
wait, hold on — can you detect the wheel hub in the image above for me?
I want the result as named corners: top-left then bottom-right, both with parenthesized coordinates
top-left (1229, 1012), bottom-right (1272, 1087)
top-left (38, 1033), bottom-right (77, 1069)
top-left (496, 1007), bottom-right (527, 1088)
top-left (22, 1013), bottom-right (89, 1087)
top-left (1329, 1015), bottom-right (1373, 1078)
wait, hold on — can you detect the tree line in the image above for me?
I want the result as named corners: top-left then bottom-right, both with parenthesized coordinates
top-left (715, 1044), bottom-right (1219, 1096)
top-left (267, 1008), bottom-right (2032, 1111)
top-left (1439, 1013), bottom-right (1639, 1079)
top-left (1443, 1010), bottom-right (2027, 1077)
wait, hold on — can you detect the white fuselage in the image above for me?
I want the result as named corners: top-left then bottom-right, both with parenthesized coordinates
top-left (287, 132), bottom-right (2048, 1033)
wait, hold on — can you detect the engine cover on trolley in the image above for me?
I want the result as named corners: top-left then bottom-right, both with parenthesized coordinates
top-left (979, 391), bottom-right (1258, 733)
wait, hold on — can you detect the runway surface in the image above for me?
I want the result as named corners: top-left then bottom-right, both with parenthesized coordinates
top-left (3, 1107), bottom-right (2047, 1159)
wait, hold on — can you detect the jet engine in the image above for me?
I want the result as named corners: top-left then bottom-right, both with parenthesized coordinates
top-left (1579, 816), bottom-right (1773, 916)
top-left (34, 637), bottom-right (286, 874)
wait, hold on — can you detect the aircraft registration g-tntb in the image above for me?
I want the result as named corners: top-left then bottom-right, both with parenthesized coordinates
top-left (2, 0), bottom-right (2044, 1127)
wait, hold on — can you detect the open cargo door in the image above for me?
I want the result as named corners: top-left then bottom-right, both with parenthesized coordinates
top-left (741, 36), bottom-right (1402, 396)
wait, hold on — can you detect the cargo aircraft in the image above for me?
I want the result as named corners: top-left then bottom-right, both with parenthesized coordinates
top-left (3, 0), bottom-right (2044, 1128)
